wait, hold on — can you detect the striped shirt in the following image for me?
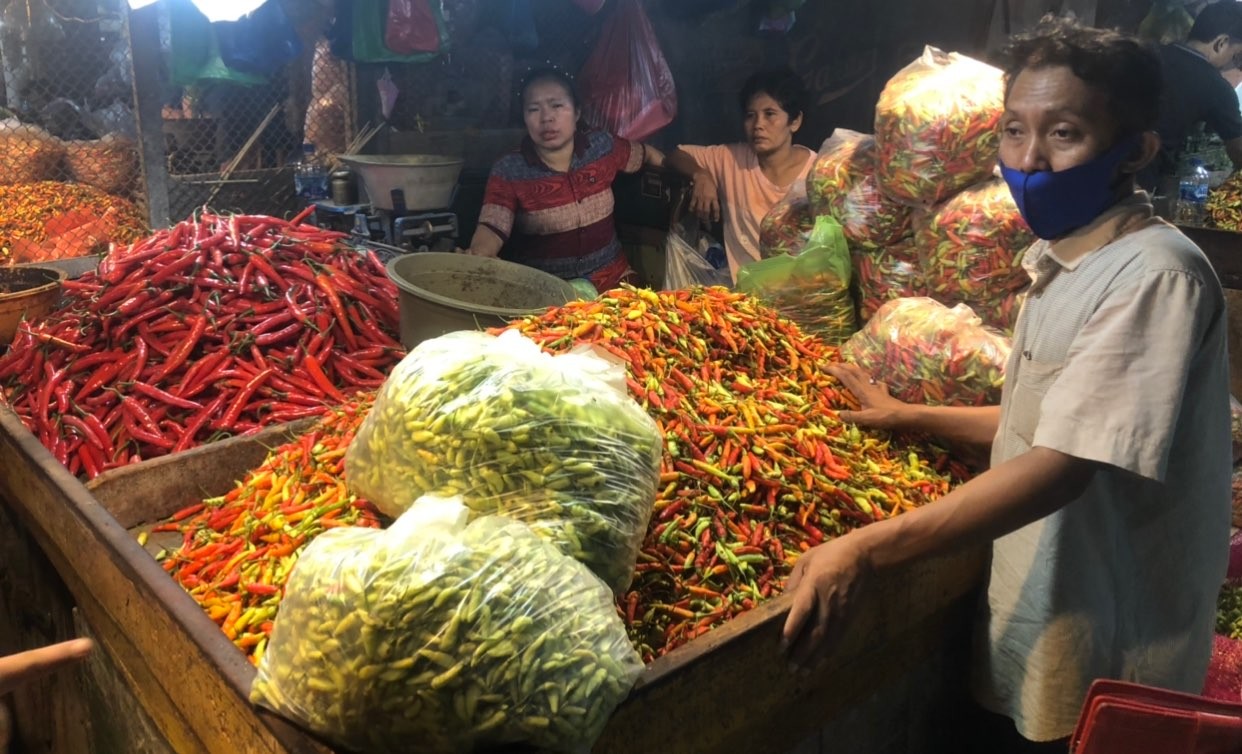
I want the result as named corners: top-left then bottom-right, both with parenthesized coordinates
top-left (974, 193), bottom-right (1231, 741)
top-left (478, 130), bottom-right (643, 280)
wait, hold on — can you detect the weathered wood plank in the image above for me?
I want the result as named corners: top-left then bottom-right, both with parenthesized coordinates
top-left (0, 406), bottom-right (330, 754)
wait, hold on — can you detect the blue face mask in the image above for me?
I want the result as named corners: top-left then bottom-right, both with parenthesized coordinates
top-left (999, 135), bottom-right (1141, 240)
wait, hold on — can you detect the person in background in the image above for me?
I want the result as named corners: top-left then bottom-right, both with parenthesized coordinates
top-left (460, 68), bottom-right (664, 293)
top-left (666, 68), bottom-right (815, 280)
top-left (782, 20), bottom-right (1229, 754)
top-left (1141, 0), bottom-right (1242, 191)
top-left (0, 639), bottom-right (93, 752)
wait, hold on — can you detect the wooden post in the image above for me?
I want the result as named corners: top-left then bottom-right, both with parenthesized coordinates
top-left (126, 5), bottom-right (172, 229)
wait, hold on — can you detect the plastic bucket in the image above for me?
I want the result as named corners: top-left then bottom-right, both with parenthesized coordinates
top-left (0, 265), bottom-right (65, 345)
top-left (386, 253), bottom-right (577, 348)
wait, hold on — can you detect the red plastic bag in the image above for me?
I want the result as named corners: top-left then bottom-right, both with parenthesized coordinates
top-left (578, 0), bottom-right (677, 141)
top-left (385, 0), bottom-right (440, 55)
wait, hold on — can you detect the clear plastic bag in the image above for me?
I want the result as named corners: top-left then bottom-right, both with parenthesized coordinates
top-left (736, 215), bottom-right (856, 344)
top-left (662, 216), bottom-right (731, 290)
top-left (578, 0), bottom-right (677, 141)
top-left (853, 235), bottom-right (926, 324)
top-left (873, 46), bottom-right (1004, 206)
top-left (345, 330), bottom-right (662, 594)
top-left (758, 185), bottom-right (814, 259)
top-left (251, 496), bottom-right (643, 754)
top-left (915, 178), bottom-right (1034, 332)
top-left (806, 130), bottom-right (912, 250)
top-left (840, 297), bottom-right (1011, 407)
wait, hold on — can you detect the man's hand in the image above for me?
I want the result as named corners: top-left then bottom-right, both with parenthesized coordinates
top-left (0, 639), bottom-right (93, 696)
top-left (780, 534), bottom-right (872, 673)
top-left (689, 171), bottom-right (721, 224)
top-left (826, 363), bottom-right (911, 431)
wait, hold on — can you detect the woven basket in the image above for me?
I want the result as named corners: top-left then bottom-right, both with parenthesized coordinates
top-left (64, 134), bottom-right (138, 195)
top-left (0, 123), bottom-right (64, 185)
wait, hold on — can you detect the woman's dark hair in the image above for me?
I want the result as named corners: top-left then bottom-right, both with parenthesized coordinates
top-left (738, 68), bottom-right (808, 121)
top-left (519, 67), bottom-right (579, 109)
top-left (1003, 18), bottom-right (1162, 137)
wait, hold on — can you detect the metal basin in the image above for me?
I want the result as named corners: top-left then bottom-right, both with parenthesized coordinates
top-left (339, 154), bottom-right (464, 211)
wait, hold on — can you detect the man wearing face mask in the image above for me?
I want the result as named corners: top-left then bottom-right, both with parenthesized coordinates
top-left (781, 20), bottom-right (1230, 754)
top-left (1140, 0), bottom-right (1242, 193)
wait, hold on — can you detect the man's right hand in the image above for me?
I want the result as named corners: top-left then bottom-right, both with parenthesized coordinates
top-left (689, 171), bottom-right (721, 224)
top-left (826, 363), bottom-right (912, 431)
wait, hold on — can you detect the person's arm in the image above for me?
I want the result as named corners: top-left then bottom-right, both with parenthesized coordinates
top-left (462, 224), bottom-right (504, 258)
top-left (0, 639), bottom-right (93, 695)
top-left (666, 147), bottom-right (721, 224)
top-left (781, 446), bottom-right (1095, 671)
top-left (1203, 76), bottom-right (1242, 168)
top-left (643, 144), bottom-right (665, 168)
top-left (460, 166), bottom-right (515, 257)
top-left (827, 363), bottom-right (999, 450)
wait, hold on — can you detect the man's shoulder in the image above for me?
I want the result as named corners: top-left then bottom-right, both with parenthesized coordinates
top-left (1111, 222), bottom-right (1218, 284)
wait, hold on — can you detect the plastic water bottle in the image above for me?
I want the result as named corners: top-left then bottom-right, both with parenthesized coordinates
top-left (294, 143), bottom-right (329, 202)
top-left (1176, 158), bottom-right (1210, 226)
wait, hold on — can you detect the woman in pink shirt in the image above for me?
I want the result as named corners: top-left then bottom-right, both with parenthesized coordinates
top-left (667, 69), bottom-right (816, 279)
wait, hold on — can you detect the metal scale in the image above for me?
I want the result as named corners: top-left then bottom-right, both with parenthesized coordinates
top-left (316, 154), bottom-right (464, 254)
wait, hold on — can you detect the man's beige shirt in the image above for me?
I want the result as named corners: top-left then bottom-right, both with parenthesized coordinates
top-left (973, 193), bottom-right (1232, 741)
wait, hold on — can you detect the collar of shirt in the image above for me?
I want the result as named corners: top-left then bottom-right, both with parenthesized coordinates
top-left (521, 131), bottom-right (590, 168)
top-left (1173, 42), bottom-right (1211, 63)
top-left (1022, 190), bottom-right (1155, 278)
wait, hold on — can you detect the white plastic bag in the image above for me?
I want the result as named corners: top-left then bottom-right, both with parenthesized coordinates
top-left (662, 216), bottom-right (731, 290)
top-left (251, 495), bottom-right (643, 754)
top-left (345, 330), bottom-right (662, 594)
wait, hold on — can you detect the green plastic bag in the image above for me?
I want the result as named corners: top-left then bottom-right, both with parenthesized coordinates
top-left (169, 0), bottom-right (267, 86)
top-left (736, 215), bottom-right (856, 344)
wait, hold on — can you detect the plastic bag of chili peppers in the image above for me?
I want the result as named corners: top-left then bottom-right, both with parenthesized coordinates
top-left (852, 235), bottom-right (926, 324)
top-left (1208, 172), bottom-right (1242, 231)
top-left (915, 178), bottom-right (1034, 331)
top-left (840, 297), bottom-right (1011, 407)
top-left (252, 495), bottom-right (642, 754)
top-left (737, 215), bottom-right (856, 344)
top-left (758, 185), bottom-right (814, 258)
top-left (805, 130), bottom-right (912, 249)
top-left (345, 330), bottom-right (663, 594)
top-left (873, 46), bottom-right (1004, 207)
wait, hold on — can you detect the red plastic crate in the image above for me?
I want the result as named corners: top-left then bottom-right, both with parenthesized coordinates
top-left (1071, 680), bottom-right (1242, 754)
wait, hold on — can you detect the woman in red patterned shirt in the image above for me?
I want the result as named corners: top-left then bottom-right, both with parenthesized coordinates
top-left (460, 68), bottom-right (665, 292)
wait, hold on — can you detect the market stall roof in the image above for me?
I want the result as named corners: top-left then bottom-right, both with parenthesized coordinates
top-left (127, 0), bottom-right (266, 23)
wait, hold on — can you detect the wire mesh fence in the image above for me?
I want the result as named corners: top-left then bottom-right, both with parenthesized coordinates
top-left (0, 0), bottom-right (148, 264)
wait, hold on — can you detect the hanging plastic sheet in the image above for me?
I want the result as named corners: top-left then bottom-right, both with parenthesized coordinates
top-left (168, 0), bottom-right (266, 86)
top-left (330, 0), bottom-right (448, 63)
top-left (578, 0), bottom-right (677, 141)
top-left (215, 0), bottom-right (303, 77)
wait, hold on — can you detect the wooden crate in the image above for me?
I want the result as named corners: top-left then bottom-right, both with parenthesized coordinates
top-left (0, 405), bottom-right (985, 754)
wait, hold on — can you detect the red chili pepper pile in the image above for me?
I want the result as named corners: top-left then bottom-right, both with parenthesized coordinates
top-left (852, 235), bottom-right (926, 324)
top-left (501, 287), bottom-right (955, 661)
top-left (0, 212), bottom-right (403, 478)
top-left (151, 395), bottom-right (381, 663)
top-left (841, 297), bottom-right (1011, 407)
top-left (915, 178), bottom-right (1033, 333)
top-left (805, 133), bottom-right (912, 251)
top-left (873, 47), bottom-right (1003, 206)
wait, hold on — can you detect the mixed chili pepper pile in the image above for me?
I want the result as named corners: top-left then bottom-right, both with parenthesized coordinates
top-left (151, 396), bottom-right (382, 664)
top-left (502, 286), bottom-right (956, 660)
top-left (852, 236), bottom-right (926, 324)
top-left (1208, 172), bottom-right (1242, 231)
top-left (0, 211), bottom-right (403, 478)
top-left (0, 180), bottom-right (147, 264)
